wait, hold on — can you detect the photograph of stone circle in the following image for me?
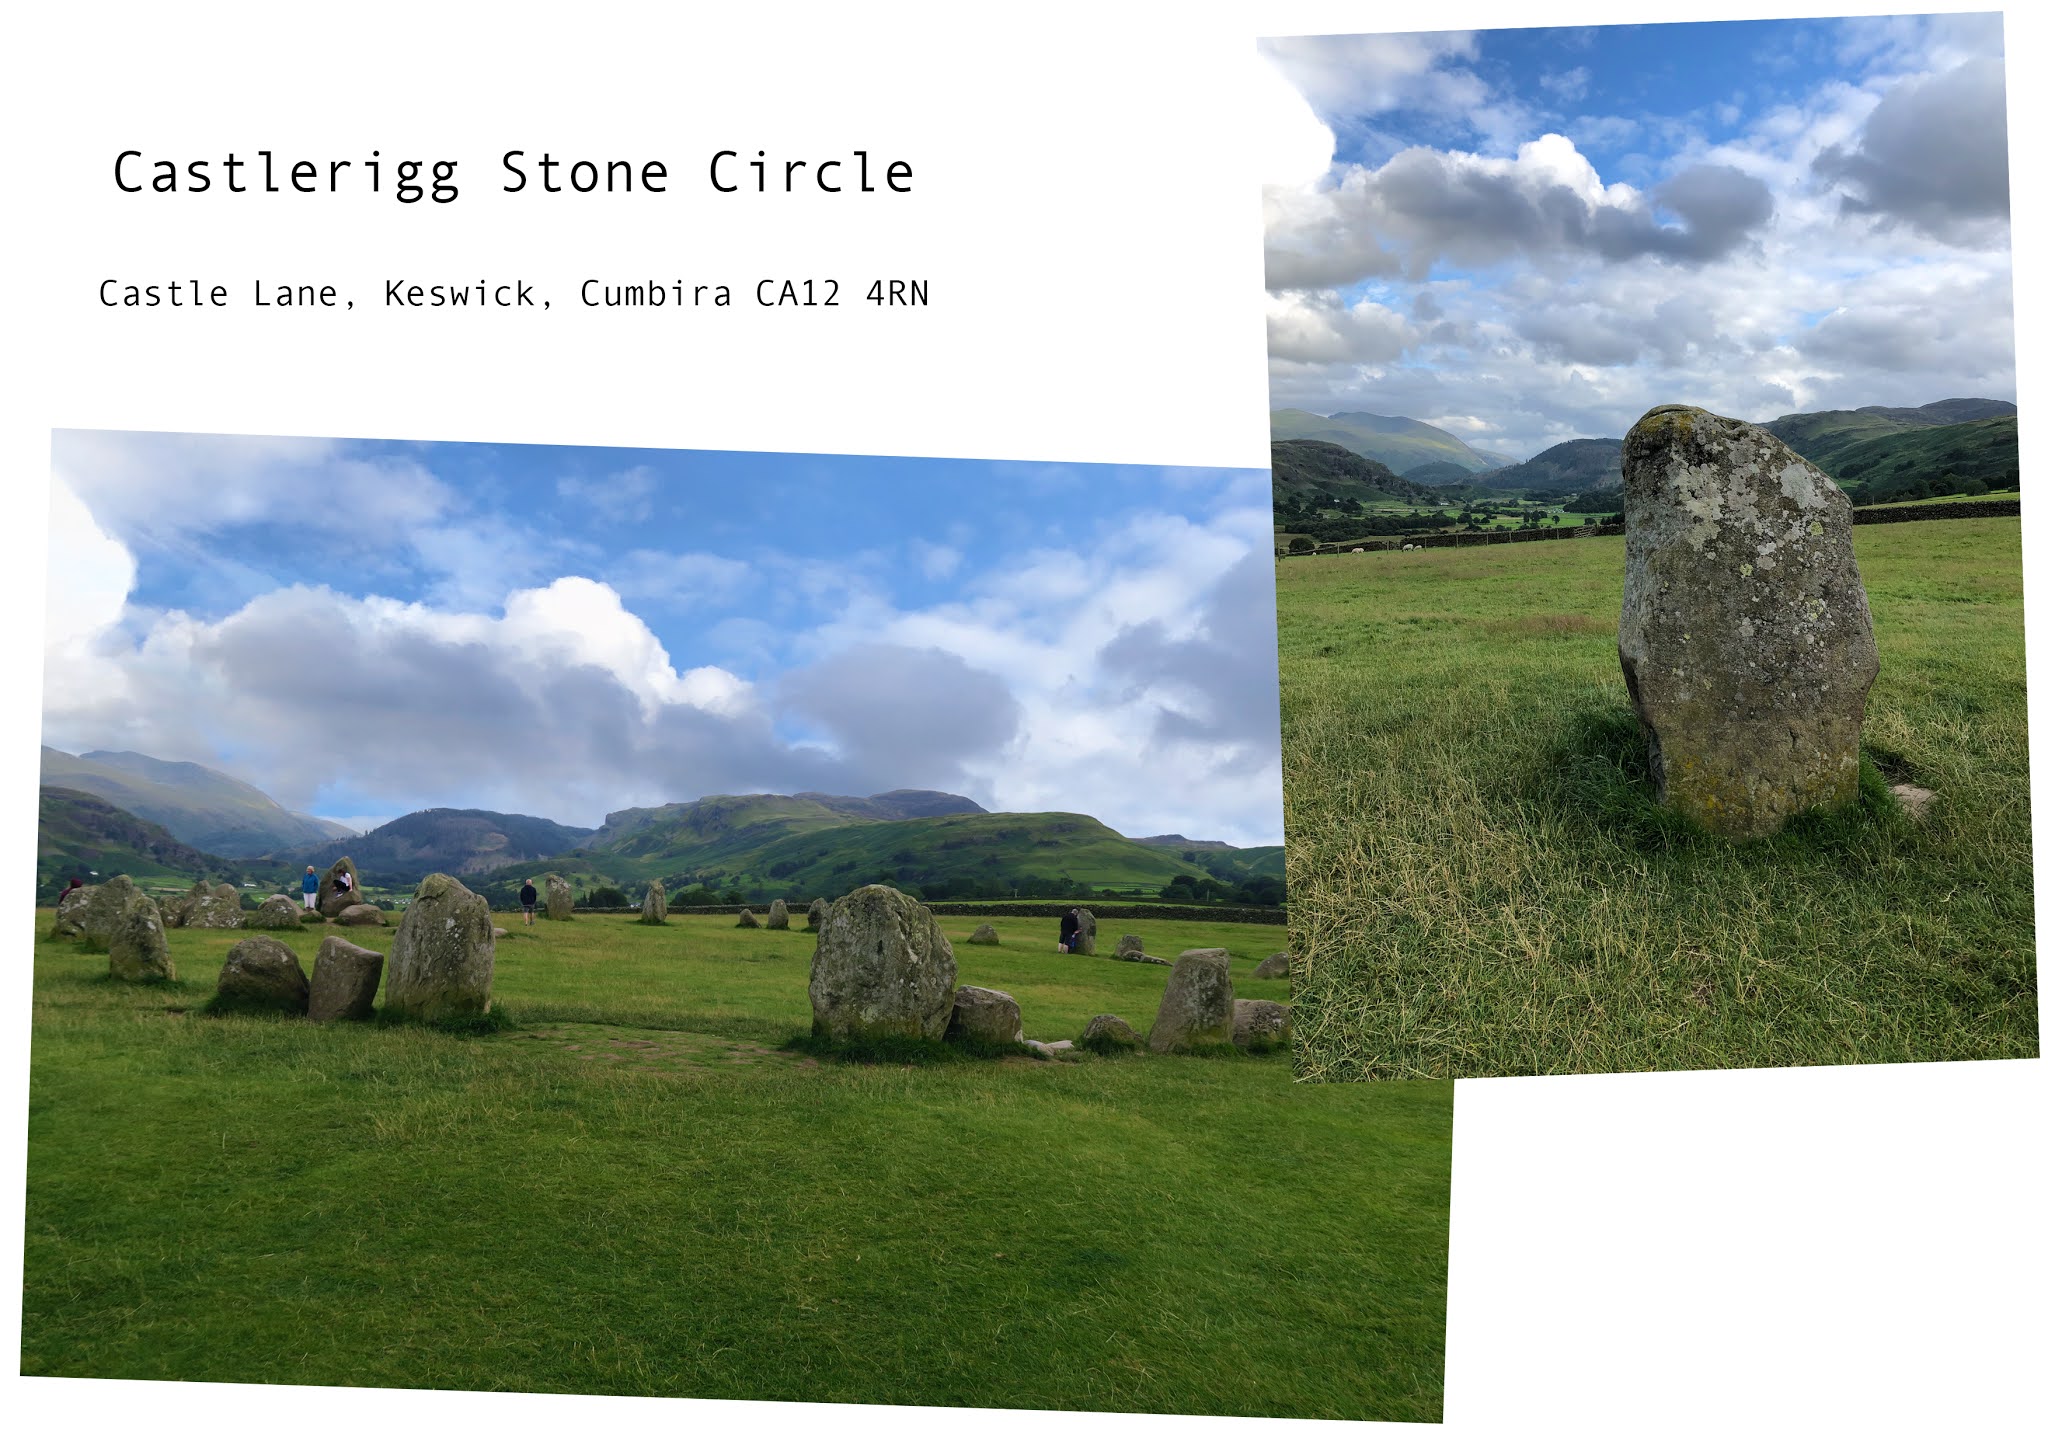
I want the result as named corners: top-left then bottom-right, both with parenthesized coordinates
top-left (1259, 15), bottom-right (2036, 1078)
top-left (28, 430), bottom-right (1452, 1419)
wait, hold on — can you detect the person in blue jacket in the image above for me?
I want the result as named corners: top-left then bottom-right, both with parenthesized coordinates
top-left (301, 865), bottom-right (319, 910)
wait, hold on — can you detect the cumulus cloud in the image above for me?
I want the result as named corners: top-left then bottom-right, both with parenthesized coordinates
top-left (1266, 291), bottom-right (1414, 365)
top-left (1814, 56), bottom-right (2010, 243)
top-left (779, 645), bottom-right (1023, 793)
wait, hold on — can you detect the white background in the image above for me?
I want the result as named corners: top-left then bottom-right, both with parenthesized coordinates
top-left (3, 2), bottom-right (2040, 1445)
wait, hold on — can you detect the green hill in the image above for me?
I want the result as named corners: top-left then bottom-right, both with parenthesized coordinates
top-left (41, 747), bottom-right (347, 856)
top-left (1763, 397), bottom-right (2015, 461)
top-left (1272, 438), bottom-right (1447, 507)
top-left (37, 786), bottom-right (242, 898)
top-left (1476, 438), bottom-right (1623, 500)
top-left (290, 807), bottom-right (596, 880)
top-left (1272, 409), bottom-right (1514, 479)
top-left (1804, 416), bottom-right (2019, 501)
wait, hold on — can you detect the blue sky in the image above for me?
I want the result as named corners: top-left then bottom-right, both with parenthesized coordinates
top-left (1259, 13), bottom-right (2014, 458)
top-left (45, 433), bottom-right (1280, 843)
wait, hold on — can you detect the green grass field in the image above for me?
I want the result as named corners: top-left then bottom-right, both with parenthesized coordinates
top-left (22, 910), bottom-right (1452, 1419)
top-left (1280, 516), bottom-right (2037, 1079)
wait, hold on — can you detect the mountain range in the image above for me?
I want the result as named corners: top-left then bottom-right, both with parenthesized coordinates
top-left (40, 747), bottom-right (349, 856)
top-left (1271, 409), bottom-right (1518, 479)
top-left (35, 751), bottom-right (1283, 907)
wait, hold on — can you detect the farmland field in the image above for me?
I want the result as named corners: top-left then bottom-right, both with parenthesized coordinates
top-left (22, 910), bottom-right (1452, 1420)
top-left (1279, 516), bottom-right (2037, 1079)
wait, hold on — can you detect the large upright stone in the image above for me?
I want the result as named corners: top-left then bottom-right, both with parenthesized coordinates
top-left (309, 936), bottom-right (385, 1022)
top-left (108, 894), bottom-right (175, 982)
top-left (766, 898), bottom-right (791, 930)
top-left (317, 857), bottom-right (365, 918)
top-left (807, 898), bottom-right (826, 931)
top-left (384, 873), bottom-right (495, 1021)
top-left (640, 885), bottom-right (668, 923)
top-left (544, 874), bottom-right (574, 921)
top-left (53, 884), bottom-right (96, 939)
top-left (808, 884), bottom-right (959, 1041)
top-left (1070, 908), bottom-right (1098, 956)
top-left (1148, 947), bottom-right (1235, 1052)
top-left (1618, 405), bottom-right (1880, 838)
top-left (214, 936), bottom-right (309, 1014)
top-left (81, 875), bottom-right (143, 950)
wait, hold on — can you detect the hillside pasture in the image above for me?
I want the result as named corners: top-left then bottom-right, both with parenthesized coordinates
top-left (1280, 516), bottom-right (2037, 1079)
top-left (23, 911), bottom-right (1452, 1420)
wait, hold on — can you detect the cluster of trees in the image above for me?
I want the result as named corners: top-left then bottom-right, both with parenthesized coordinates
top-left (1844, 470), bottom-right (2019, 506)
top-left (1158, 873), bottom-right (1286, 906)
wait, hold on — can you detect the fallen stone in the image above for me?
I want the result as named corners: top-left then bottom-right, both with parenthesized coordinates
top-left (766, 898), bottom-right (791, 930)
top-left (1080, 1013), bottom-right (1143, 1052)
top-left (1025, 1039), bottom-right (1077, 1058)
top-left (1113, 933), bottom-right (1145, 957)
top-left (317, 857), bottom-right (365, 918)
top-left (308, 936), bottom-right (384, 1023)
top-left (967, 923), bottom-right (1000, 945)
top-left (1232, 999), bottom-right (1293, 1051)
top-left (215, 936), bottom-right (309, 1014)
top-left (946, 985), bottom-right (1024, 1045)
top-left (1253, 951), bottom-right (1290, 980)
top-left (1619, 404), bottom-right (1880, 838)
top-left (640, 885), bottom-right (668, 923)
top-left (384, 873), bottom-right (494, 1021)
top-left (808, 884), bottom-right (958, 1041)
top-left (335, 903), bottom-right (384, 927)
top-left (1891, 783), bottom-right (1938, 822)
top-left (491, 926), bottom-right (509, 939)
top-left (544, 873), bottom-right (574, 921)
top-left (107, 894), bottom-right (175, 982)
top-left (1149, 948), bottom-right (1235, 1052)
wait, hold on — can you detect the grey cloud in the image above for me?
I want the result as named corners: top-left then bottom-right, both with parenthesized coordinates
top-left (1814, 57), bottom-right (2010, 243)
top-left (1095, 552), bottom-right (1280, 766)
top-left (777, 644), bottom-right (1023, 796)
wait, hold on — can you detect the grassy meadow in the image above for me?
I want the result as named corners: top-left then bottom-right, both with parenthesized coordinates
top-left (22, 910), bottom-right (1452, 1420)
top-left (1279, 515), bottom-right (2037, 1079)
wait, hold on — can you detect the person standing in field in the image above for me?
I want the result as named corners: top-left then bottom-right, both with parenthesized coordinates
top-left (1058, 905), bottom-right (1081, 953)
top-left (519, 877), bottom-right (539, 926)
top-left (301, 866), bottom-right (318, 910)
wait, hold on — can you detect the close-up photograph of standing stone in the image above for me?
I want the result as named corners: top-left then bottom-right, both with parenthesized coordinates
top-left (1260, 14), bottom-right (2035, 1078)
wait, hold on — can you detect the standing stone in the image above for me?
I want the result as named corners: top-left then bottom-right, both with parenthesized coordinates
top-left (252, 894), bottom-right (304, 930)
top-left (317, 857), bottom-right (365, 918)
top-left (808, 884), bottom-right (959, 1041)
top-left (335, 903), bottom-right (385, 927)
top-left (967, 923), bottom-right (1000, 945)
top-left (214, 936), bottom-right (310, 1014)
top-left (183, 883), bottom-right (245, 929)
top-left (1148, 947), bottom-right (1235, 1052)
top-left (766, 898), bottom-right (791, 930)
top-left (53, 883), bottom-right (96, 939)
top-left (309, 936), bottom-right (385, 1023)
top-left (640, 885), bottom-right (668, 923)
top-left (1070, 907), bottom-right (1098, 956)
top-left (107, 894), bottom-right (175, 982)
top-left (1619, 405), bottom-right (1880, 838)
top-left (1232, 999), bottom-right (1293, 1051)
top-left (81, 875), bottom-right (143, 950)
top-left (384, 873), bottom-right (495, 1022)
top-left (1253, 951), bottom-right (1290, 980)
top-left (946, 985), bottom-right (1024, 1045)
top-left (1081, 1013), bottom-right (1144, 1052)
top-left (807, 898), bottom-right (826, 931)
top-left (544, 873), bottom-right (574, 921)
top-left (735, 908), bottom-right (760, 928)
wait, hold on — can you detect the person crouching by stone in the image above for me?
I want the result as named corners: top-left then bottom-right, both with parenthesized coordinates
top-left (301, 865), bottom-right (319, 911)
top-left (519, 877), bottom-right (539, 926)
top-left (1058, 905), bottom-right (1081, 954)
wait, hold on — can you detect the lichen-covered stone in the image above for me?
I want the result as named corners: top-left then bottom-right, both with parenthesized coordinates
top-left (1149, 948), bottom-right (1235, 1052)
top-left (108, 894), bottom-right (175, 982)
top-left (640, 885), bottom-right (668, 923)
top-left (544, 874), bottom-right (574, 921)
top-left (384, 873), bottom-right (494, 1021)
top-left (946, 985), bottom-right (1023, 1045)
top-left (1619, 405), bottom-right (1880, 838)
top-left (317, 857), bottom-right (365, 918)
top-left (182, 883), bottom-right (245, 929)
top-left (1081, 1013), bottom-right (1143, 1052)
top-left (807, 898), bottom-right (826, 931)
top-left (81, 874), bottom-right (143, 950)
top-left (967, 923), bottom-right (1000, 945)
top-left (766, 898), bottom-right (790, 930)
top-left (1253, 951), bottom-right (1290, 980)
top-left (309, 936), bottom-right (384, 1023)
top-left (1070, 907), bottom-right (1098, 956)
top-left (1112, 932), bottom-right (1170, 964)
top-left (808, 884), bottom-right (958, 1041)
top-left (215, 936), bottom-right (309, 1014)
top-left (53, 884), bottom-right (95, 939)
top-left (1232, 998), bottom-right (1292, 1051)
top-left (335, 903), bottom-right (385, 927)
top-left (251, 894), bottom-right (304, 930)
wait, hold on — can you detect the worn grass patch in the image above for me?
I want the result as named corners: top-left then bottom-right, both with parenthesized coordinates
top-left (24, 910), bottom-right (1450, 1420)
top-left (1280, 517), bottom-right (2037, 1079)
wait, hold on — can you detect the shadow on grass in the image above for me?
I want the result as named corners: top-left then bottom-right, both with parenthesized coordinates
top-left (373, 1003), bottom-right (522, 1036)
top-left (784, 1031), bottom-right (1035, 1065)
top-left (1541, 698), bottom-right (1907, 855)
